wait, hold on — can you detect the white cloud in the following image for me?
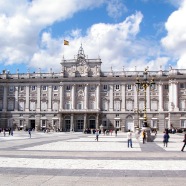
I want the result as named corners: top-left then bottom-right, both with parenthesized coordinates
top-left (0, 0), bottom-right (170, 72)
top-left (58, 11), bottom-right (167, 71)
top-left (0, 0), bottom-right (105, 67)
top-left (106, 0), bottom-right (127, 20)
top-left (161, 0), bottom-right (186, 68)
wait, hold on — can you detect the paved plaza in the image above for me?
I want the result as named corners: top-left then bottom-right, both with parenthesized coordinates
top-left (0, 131), bottom-right (186, 186)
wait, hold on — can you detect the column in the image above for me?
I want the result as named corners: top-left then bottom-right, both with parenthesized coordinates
top-left (169, 80), bottom-right (173, 111)
top-left (70, 114), bottom-right (74, 132)
top-left (96, 84), bottom-right (100, 110)
top-left (48, 85), bottom-right (52, 111)
top-left (37, 85), bottom-right (41, 111)
top-left (59, 84), bottom-right (64, 110)
top-left (84, 84), bottom-right (88, 109)
top-left (109, 84), bottom-right (113, 111)
top-left (14, 85), bottom-right (18, 111)
top-left (59, 113), bottom-right (63, 131)
top-left (158, 82), bottom-right (163, 111)
top-left (71, 85), bottom-right (75, 109)
top-left (134, 85), bottom-right (138, 110)
top-left (121, 84), bottom-right (126, 111)
top-left (174, 81), bottom-right (179, 111)
top-left (84, 114), bottom-right (87, 130)
top-left (146, 86), bottom-right (150, 112)
top-left (25, 85), bottom-right (29, 111)
top-left (3, 85), bottom-right (7, 111)
top-left (96, 114), bottom-right (99, 129)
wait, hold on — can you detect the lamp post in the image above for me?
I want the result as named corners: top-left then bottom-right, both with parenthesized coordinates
top-left (135, 68), bottom-right (155, 141)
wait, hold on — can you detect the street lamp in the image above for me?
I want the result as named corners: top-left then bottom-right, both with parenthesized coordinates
top-left (135, 68), bottom-right (155, 130)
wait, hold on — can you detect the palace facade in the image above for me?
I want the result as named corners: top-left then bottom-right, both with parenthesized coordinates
top-left (0, 45), bottom-right (186, 132)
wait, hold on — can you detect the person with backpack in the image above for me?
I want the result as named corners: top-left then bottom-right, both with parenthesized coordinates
top-left (163, 130), bottom-right (170, 147)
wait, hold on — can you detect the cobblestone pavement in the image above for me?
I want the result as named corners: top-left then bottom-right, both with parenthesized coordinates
top-left (0, 131), bottom-right (186, 186)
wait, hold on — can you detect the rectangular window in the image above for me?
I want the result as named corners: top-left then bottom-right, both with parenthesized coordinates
top-left (65, 103), bottom-right (71, 110)
top-left (66, 85), bottom-right (71, 91)
top-left (77, 102), bottom-right (83, 109)
top-left (20, 120), bottom-right (24, 127)
top-left (115, 120), bottom-right (120, 128)
top-left (180, 83), bottom-right (184, 89)
top-left (115, 85), bottom-right (120, 90)
top-left (103, 85), bottom-right (108, 91)
top-left (151, 120), bottom-right (157, 128)
top-left (41, 120), bottom-right (46, 127)
top-left (42, 85), bottom-right (47, 91)
top-left (20, 86), bottom-right (24, 92)
top-left (181, 120), bottom-right (186, 128)
top-left (127, 84), bottom-right (132, 90)
top-left (9, 86), bottom-right (14, 92)
top-left (53, 86), bottom-right (58, 91)
top-left (31, 86), bottom-right (36, 91)
top-left (114, 100), bottom-right (120, 111)
top-left (164, 85), bottom-right (169, 89)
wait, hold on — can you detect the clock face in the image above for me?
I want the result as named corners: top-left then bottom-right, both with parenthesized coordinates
top-left (78, 56), bottom-right (86, 65)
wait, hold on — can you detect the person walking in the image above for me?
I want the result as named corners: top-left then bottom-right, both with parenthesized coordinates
top-left (11, 129), bottom-right (13, 136)
top-left (3, 129), bottom-right (6, 137)
top-left (95, 130), bottom-right (99, 141)
top-left (142, 130), bottom-right (146, 144)
top-left (181, 133), bottom-right (186, 152)
top-left (28, 128), bottom-right (31, 138)
top-left (115, 129), bottom-right (118, 137)
top-left (127, 130), bottom-right (132, 148)
top-left (163, 130), bottom-right (170, 147)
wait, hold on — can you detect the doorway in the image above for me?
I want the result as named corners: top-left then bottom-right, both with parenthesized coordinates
top-left (65, 120), bottom-right (70, 132)
top-left (89, 120), bottom-right (96, 129)
top-left (30, 120), bottom-right (35, 130)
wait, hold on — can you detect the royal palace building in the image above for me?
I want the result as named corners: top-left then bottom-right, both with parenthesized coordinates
top-left (0, 45), bottom-right (186, 132)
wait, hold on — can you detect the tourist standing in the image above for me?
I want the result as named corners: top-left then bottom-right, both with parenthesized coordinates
top-left (127, 130), bottom-right (132, 148)
top-left (28, 128), bottom-right (31, 138)
top-left (3, 129), bottom-right (6, 137)
top-left (95, 130), bottom-right (99, 141)
top-left (115, 129), bottom-right (118, 137)
top-left (163, 131), bottom-right (170, 147)
top-left (11, 129), bottom-right (13, 136)
top-left (142, 130), bottom-right (146, 144)
top-left (181, 133), bottom-right (186, 152)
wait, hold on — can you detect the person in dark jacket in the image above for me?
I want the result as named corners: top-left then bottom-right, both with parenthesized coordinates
top-left (181, 133), bottom-right (186, 152)
top-left (28, 128), bottom-right (31, 138)
top-left (163, 131), bottom-right (170, 147)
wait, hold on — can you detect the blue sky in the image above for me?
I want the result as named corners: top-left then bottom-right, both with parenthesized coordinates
top-left (0, 0), bottom-right (185, 73)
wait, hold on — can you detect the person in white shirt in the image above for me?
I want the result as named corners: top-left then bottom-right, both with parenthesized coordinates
top-left (127, 130), bottom-right (132, 148)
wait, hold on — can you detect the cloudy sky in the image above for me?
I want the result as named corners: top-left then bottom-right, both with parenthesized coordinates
top-left (0, 0), bottom-right (185, 73)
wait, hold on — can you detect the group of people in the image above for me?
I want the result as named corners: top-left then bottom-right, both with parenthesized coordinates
top-left (0, 128), bottom-right (14, 136)
top-left (0, 128), bottom-right (32, 138)
top-left (93, 128), bottom-right (186, 151)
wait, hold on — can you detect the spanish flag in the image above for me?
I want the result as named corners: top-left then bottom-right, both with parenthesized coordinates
top-left (64, 40), bottom-right (69, 45)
